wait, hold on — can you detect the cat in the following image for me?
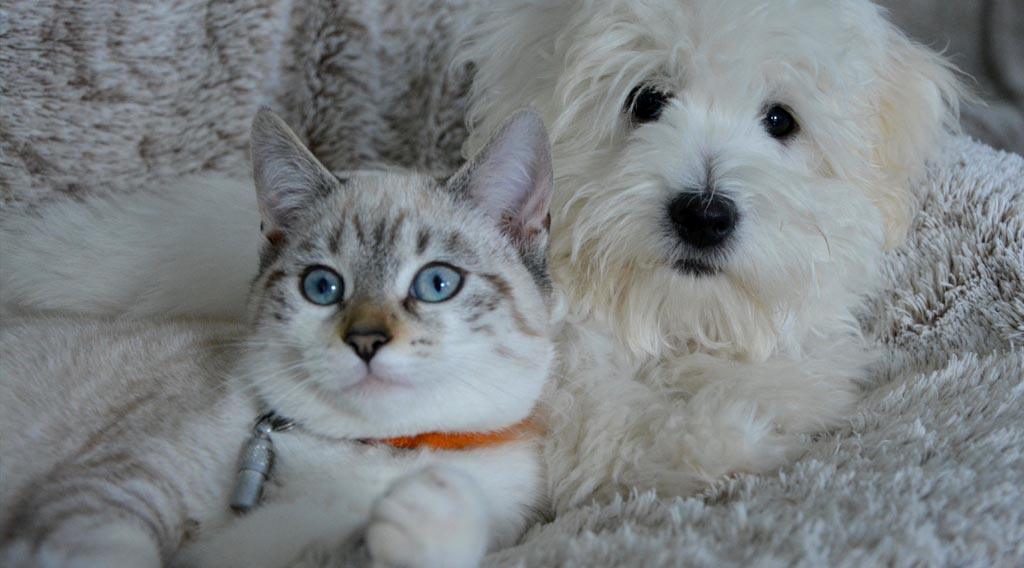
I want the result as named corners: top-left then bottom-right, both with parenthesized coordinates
top-left (0, 108), bottom-right (558, 568)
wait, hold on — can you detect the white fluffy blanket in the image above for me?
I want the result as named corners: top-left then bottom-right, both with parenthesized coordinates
top-left (2, 1), bottom-right (1022, 565)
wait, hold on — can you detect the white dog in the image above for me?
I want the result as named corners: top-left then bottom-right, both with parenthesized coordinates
top-left (456, 0), bottom-right (963, 510)
top-left (0, 0), bottom-right (962, 514)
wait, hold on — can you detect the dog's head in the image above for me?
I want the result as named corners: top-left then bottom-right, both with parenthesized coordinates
top-left (462, 0), bottom-right (962, 360)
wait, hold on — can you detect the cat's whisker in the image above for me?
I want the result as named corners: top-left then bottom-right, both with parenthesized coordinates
top-left (443, 365), bottom-right (538, 405)
top-left (232, 364), bottom-right (311, 393)
top-left (254, 373), bottom-right (319, 412)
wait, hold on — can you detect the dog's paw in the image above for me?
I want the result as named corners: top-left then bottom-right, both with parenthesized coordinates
top-left (367, 465), bottom-right (489, 568)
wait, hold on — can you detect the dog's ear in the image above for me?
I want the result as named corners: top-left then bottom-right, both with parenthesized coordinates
top-left (456, 1), bottom-right (572, 158)
top-left (868, 27), bottom-right (964, 248)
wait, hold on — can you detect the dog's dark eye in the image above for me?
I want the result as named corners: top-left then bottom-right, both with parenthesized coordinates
top-left (626, 86), bottom-right (670, 124)
top-left (762, 105), bottom-right (798, 139)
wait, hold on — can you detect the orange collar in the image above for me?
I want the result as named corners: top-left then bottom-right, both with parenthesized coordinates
top-left (375, 418), bottom-right (539, 451)
top-left (232, 411), bottom-right (539, 514)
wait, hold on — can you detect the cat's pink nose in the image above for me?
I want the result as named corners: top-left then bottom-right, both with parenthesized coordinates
top-left (345, 330), bottom-right (392, 362)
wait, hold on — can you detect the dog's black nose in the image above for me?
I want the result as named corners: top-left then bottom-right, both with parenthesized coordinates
top-left (668, 192), bottom-right (738, 249)
top-left (345, 329), bottom-right (392, 362)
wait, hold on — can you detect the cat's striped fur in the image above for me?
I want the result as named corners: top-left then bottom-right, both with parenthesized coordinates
top-left (0, 110), bottom-right (557, 568)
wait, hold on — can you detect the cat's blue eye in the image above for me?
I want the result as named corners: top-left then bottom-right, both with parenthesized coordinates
top-left (300, 266), bottom-right (344, 306)
top-left (411, 263), bottom-right (464, 303)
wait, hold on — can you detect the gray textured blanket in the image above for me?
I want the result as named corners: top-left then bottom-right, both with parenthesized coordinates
top-left (2, 1), bottom-right (1022, 565)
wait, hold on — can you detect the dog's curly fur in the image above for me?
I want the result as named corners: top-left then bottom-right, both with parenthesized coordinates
top-left (458, 0), bottom-right (964, 510)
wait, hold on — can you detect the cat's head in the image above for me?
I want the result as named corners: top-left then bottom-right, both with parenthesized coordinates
top-left (238, 109), bottom-right (557, 439)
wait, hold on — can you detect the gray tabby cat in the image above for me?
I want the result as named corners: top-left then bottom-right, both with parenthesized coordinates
top-left (0, 109), bottom-right (557, 568)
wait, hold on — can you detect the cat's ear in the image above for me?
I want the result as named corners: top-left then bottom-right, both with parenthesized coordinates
top-left (251, 108), bottom-right (336, 243)
top-left (450, 111), bottom-right (553, 246)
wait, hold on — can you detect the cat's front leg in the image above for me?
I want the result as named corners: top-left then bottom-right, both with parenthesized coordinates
top-left (367, 464), bottom-right (489, 568)
top-left (1, 521), bottom-right (160, 568)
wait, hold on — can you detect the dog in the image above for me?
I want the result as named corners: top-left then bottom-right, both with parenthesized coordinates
top-left (457, 0), bottom-right (963, 510)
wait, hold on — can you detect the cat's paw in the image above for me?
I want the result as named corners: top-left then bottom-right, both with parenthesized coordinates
top-left (1, 528), bottom-right (160, 568)
top-left (367, 465), bottom-right (489, 568)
